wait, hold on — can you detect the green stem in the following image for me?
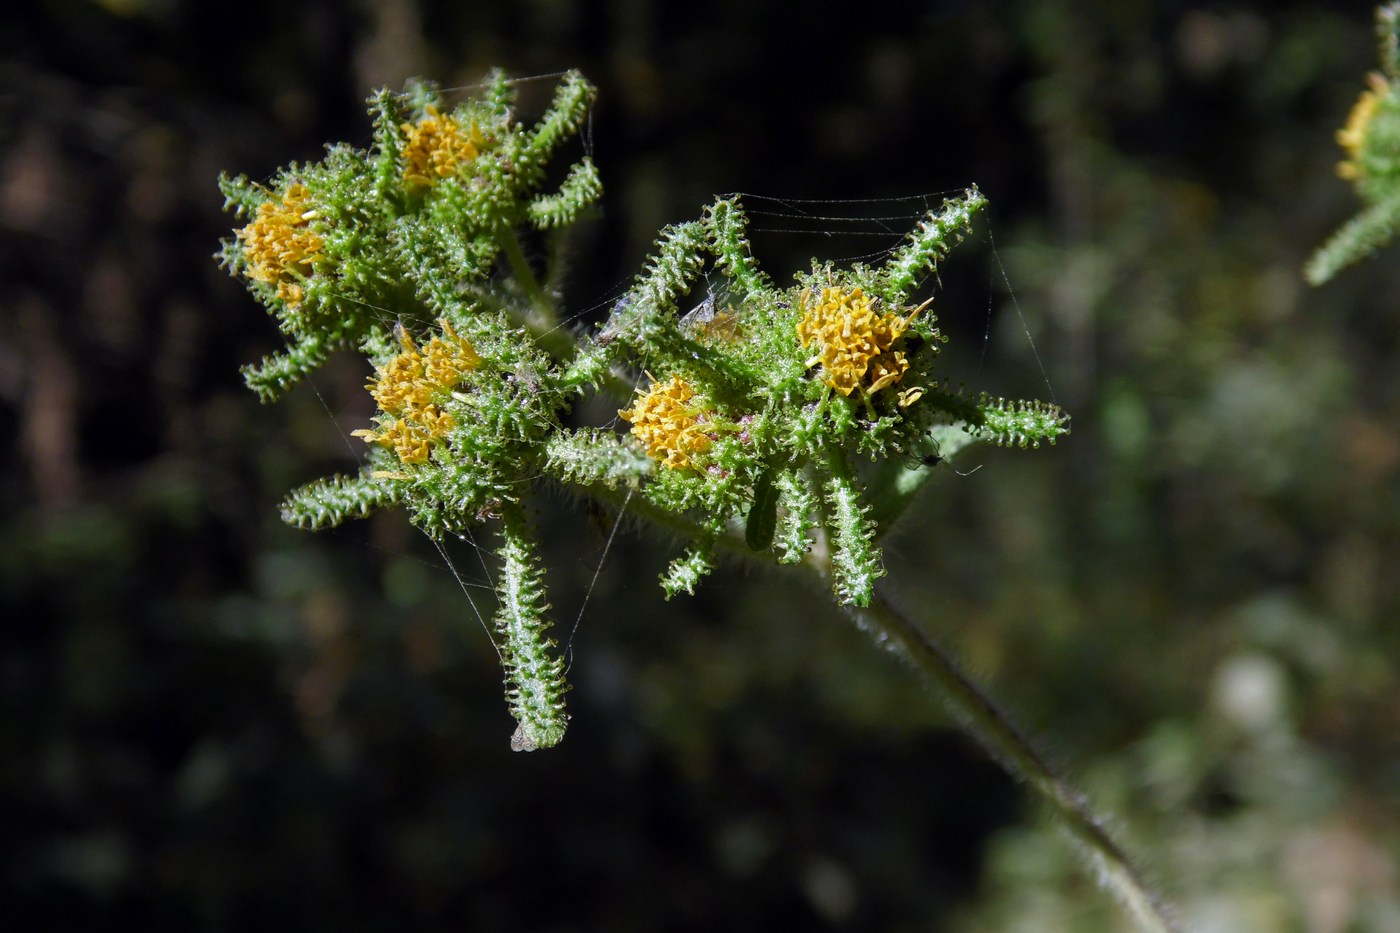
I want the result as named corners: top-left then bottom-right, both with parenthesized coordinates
top-left (578, 481), bottom-right (749, 556)
top-left (497, 227), bottom-right (581, 364)
top-left (499, 228), bottom-right (553, 319)
top-left (843, 592), bottom-right (1183, 933)
top-left (574, 480), bottom-right (1180, 930)
top-left (495, 502), bottom-right (569, 750)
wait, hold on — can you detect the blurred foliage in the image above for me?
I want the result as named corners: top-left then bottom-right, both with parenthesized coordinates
top-left (2, 0), bottom-right (1399, 930)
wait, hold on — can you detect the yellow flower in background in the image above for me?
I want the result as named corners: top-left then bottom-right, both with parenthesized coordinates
top-left (797, 285), bottom-right (923, 396)
top-left (1338, 72), bottom-right (1390, 180)
top-left (354, 321), bottom-right (481, 464)
top-left (238, 183), bottom-right (323, 306)
top-left (401, 106), bottom-right (486, 187)
top-left (619, 375), bottom-right (715, 470)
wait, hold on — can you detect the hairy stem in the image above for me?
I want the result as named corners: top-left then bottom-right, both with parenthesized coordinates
top-left (578, 480), bottom-right (750, 555)
top-left (495, 503), bottom-right (569, 750)
top-left (844, 592), bottom-right (1183, 933)
top-left (499, 228), bottom-right (550, 314)
top-left (577, 478), bottom-right (1177, 928)
top-left (498, 227), bottom-right (580, 363)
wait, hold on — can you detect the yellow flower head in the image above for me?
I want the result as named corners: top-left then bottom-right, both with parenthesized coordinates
top-left (401, 106), bottom-right (485, 187)
top-left (619, 375), bottom-right (716, 470)
top-left (796, 285), bottom-right (923, 396)
top-left (238, 183), bottom-right (324, 306)
top-left (353, 321), bottom-right (481, 464)
top-left (1338, 72), bottom-right (1390, 180)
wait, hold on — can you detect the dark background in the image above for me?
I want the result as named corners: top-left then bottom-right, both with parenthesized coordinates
top-left (4, 0), bottom-right (1398, 929)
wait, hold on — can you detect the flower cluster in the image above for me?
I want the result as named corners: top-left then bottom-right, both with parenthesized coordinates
top-left (1338, 72), bottom-right (1390, 180)
top-left (797, 285), bottom-right (924, 397)
top-left (401, 105), bottom-right (487, 187)
top-left (219, 70), bottom-right (599, 402)
top-left (223, 72), bottom-right (1072, 748)
top-left (578, 189), bottom-right (1070, 605)
top-left (236, 183), bottom-right (323, 306)
top-left (619, 375), bottom-right (719, 470)
top-left (354, 322), bottom-right (481, 465)
top-left (223, 71), bottom-right (602, 750)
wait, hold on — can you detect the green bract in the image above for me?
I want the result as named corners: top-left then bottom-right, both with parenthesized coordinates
top-left (219, 70), bottom-right (1068, 750)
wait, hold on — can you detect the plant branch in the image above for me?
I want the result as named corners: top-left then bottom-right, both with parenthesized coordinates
top-left (576, 480), bottom-right (752, 558)
top-left (842, 591), bottom-right (1184, 933)
top-left (495, 226), bottom-right (590, 368)
top-left (499, 228), bottom-right (555, 323)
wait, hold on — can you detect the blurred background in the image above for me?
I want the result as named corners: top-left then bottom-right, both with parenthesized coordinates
top-left (3, 0), bottom-right (1398, 929)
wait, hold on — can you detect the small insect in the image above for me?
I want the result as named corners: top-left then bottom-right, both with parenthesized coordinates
top-left (680, 289), bottom-right (742, 343)
top-left (596, 294), bottom-right (634, 346)
top-left (907, 444), bottom-right (982, 477)
top-left (680, 291), bottom-right (715, 327)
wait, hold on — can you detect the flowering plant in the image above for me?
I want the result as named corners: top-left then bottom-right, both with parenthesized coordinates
top-left (218, 69), bottom-right (1194, 933)
top-left (220, 69), bottom-right (1068, 749)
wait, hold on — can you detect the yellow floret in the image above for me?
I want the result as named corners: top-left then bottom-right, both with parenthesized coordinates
top-left (619, 375), bottom-right (715, 470)
top-left (238, 183), bottom-right (324, 306)
top-left (1338, 72), bottom-right (1390, 180)
top-left (796, 285), bottom-right (923, 396)
top-left (354, 321), bottom-right (481, 465)
top-left (401, 106), bottom-right (485, 187)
